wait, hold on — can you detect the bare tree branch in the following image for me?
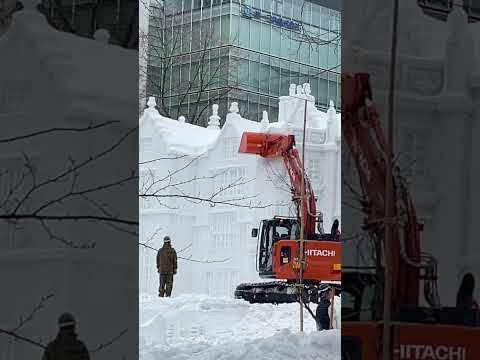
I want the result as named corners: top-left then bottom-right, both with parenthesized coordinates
top-left (90, 328), bottom-right (128, 353)
top-left (0, 121), bottom-right (119, 144)
top-left (0, 327), bottom-right (46, 350)
top-left (11, 294), bottom-right (55, 333)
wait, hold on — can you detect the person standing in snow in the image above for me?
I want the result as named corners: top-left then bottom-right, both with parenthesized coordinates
top-left (456, 272), bottom-right (479, 310)
top-left (157, 236), bottom-right (177, 297)
top-left (42, 313), bottom-right (90, 360)
top-left (316, 288), bottom-right (332, 331)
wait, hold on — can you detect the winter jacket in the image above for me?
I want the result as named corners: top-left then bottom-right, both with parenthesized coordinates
top-left (42, 330), bottom-right (90, 360)
top-left (157, 243), bottom-right (177, 275)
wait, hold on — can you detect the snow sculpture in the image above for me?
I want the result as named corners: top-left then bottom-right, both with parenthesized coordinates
top-left (303, 83), bottom-right (311, 96)
top-left (94, 29), bottom-right (111, 44)
top-left (229, 102), bottom-right (239, 114)
top-left (139, 87), bottom-right (341, 298)
top-left (207, 104), bottom-right (221, 129)
top-left (226, 101), bottom-right (241, 122)
top-left (296, 84), bottom-right (304, 96)
top-left (326, 101), bottom-right (337, 143)
top-left (289, 84), bottom-right (296, 96)
top-left (147, 96), bottom-right (156, 108)
top-left (146, 97), bottom-right (159, 116)
top-left (178, 116), bottom-right (186, 123)
top-left (445, 4), bottom-right (471, 94)
top-left (260, 110), bottom-right (269, 130)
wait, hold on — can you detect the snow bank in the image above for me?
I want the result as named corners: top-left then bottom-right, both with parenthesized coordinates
top-left (143, 328), bottom-right (340, 360)
top-left (140, 293), bottom-right (340, 360)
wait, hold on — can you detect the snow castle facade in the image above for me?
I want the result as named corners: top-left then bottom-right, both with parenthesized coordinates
top-left (139, 86), bottom-right (341, 297)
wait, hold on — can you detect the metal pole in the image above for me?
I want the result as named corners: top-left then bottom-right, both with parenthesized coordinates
top-left (330, 288), bottom-right (335, 329)
top-left (299, 96), bottom-right (308, 332)
top-left (383, 0), bottom-right (400, 359)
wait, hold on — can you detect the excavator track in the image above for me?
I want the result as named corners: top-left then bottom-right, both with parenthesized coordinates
top-left (235, 281), bottom-right (340, 304)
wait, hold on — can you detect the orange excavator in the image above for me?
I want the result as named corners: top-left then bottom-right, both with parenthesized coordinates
top-left (342, 73), bottom-right (480, 359)
top-left (234, 131), bottom-right (341, 304)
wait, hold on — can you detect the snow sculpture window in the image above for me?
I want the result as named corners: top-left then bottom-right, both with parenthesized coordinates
top-left (213, 166), bottom-right (247, 198)
top-left (205, 270), bottom-right (239, 297)
top-left (209, 212), bottom-right (237, 249)
top-left (401, 129), bottom-right (426, 179)
top-left (222, 137), bottom-right (240, 160)
top-left (0, 158), bottom-right (29, 249)
top-left (307, 159), bottom-right (325, 195)
top-left (0, 80), bottom-right (31, 114)
top-left (293, 129), bottom-right (303, 144)
top-left (206, 271), bottom-right (212, 295)
top-left (139, 169), bottom-right (156, 209)
top-left (140, 137), bottom-right (153, 153)
top-left (139, 244), bottom-right (155, 294)
top-left (310, 129), bottom-right (326, 144)
top-left (270, 204), bottom-right (292, 218)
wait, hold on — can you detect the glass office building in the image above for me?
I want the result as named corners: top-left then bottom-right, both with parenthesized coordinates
top-left (147, 0), bottom-right (341, 126)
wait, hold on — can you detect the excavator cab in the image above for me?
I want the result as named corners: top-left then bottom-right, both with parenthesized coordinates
top-left (253, 218), bottom-right (299, 278)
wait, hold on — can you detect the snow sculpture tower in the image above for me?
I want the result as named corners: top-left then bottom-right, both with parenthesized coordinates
top-left (326, 101), bottom-right (337, 144)
top-left (207, 104), bottom-right (221, 129)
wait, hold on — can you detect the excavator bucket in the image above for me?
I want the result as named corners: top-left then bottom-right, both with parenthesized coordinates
top-left (239, 132), bottom-right (295, 158)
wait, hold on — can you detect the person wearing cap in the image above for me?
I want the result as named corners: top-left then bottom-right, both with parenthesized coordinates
top-left (42, 313), bottom-right (90, 360)
top-left (157, 235), bottom-right (177, 297)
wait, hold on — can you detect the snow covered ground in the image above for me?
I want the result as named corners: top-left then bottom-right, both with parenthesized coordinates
top-left (139, 293), bottom-right (341, 360)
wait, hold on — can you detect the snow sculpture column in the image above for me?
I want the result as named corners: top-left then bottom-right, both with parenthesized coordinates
top-left (466, 72), bottom-right (480, 301)
top-left (278, 84), bottom-right (297, 125)
top-left (207, 104), bottom-right (221, 129)
top-left (94, 29), bottom-right (111, 44)
top-left (226, 101), bottom-right (241, 122)
top-left (434, 5), bottom-right (474, 305)
top-left (326, 101), bottom-right (337, 144)
top-left (145, 96), bottom-right (160, 117)
top-left (334, 116), bottom-right (341, 229)
top-left (260, 110), bottom-right (269, 130)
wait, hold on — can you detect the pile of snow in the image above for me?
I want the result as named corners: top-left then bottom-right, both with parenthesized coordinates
top-left (140, 293), bottom-right (340, 360)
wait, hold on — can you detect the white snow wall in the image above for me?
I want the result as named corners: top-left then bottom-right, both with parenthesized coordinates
top-left (139, 86), bottom-right (341, 297)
